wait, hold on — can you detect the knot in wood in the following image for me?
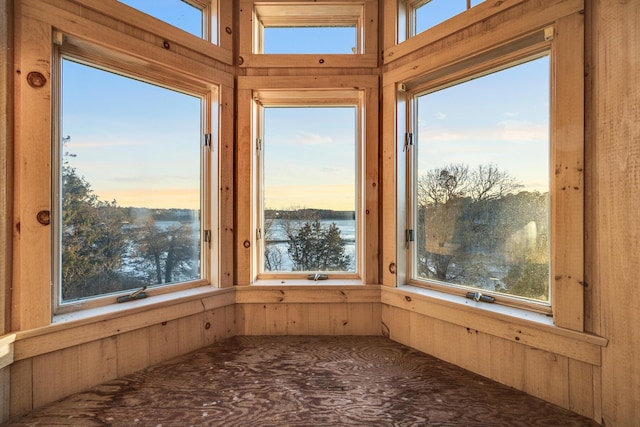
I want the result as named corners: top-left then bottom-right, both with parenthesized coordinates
top-left (27, 72), bottom-right (47, 88)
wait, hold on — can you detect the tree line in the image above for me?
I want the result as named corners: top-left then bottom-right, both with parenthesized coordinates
top-left (60, 162), bottom-right (200, 301)
top-left (416, 163), bottom-right (549, 300)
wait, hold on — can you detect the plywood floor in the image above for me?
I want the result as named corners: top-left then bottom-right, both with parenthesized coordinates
top-left (5, 336), bottom-right (598, 426)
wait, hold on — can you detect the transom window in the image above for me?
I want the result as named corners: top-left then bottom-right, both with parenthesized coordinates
top-left (253, 3), bottom-right (364, 54)
top-left (409, 0), bottom-right (486, 36)
top-left (55, 55), bottom-right (214, 312)
top-left (118, 0), bottom-right (216, 42)
top-left (407, 54), bottom-right (551, 308)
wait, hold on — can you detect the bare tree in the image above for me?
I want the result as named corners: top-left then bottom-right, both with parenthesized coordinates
top-left (468, 163), bottom-right (522, 202)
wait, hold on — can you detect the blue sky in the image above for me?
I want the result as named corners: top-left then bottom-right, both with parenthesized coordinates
top-left (62, 0), bottom-right (547, 212)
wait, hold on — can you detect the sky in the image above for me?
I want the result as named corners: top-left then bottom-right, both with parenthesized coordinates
top-left (61, 0), bottom-right (547, 213)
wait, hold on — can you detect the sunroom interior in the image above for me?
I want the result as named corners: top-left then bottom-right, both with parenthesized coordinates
top-left (0, 0), bottom-right (638, 425)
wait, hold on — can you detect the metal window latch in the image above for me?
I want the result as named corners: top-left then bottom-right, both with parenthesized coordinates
top-left (117, 286), bottom-right (148, 303)
top-left (307, 273), bottom-right (328, 281)
top-left (465, 291), bottom-right (495, 303)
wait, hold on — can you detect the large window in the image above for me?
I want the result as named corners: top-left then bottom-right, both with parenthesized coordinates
top-left (408, 55), bottom-right (551, 308)
top-left (248, 89), bottom-right (366, 281)
top-left (55, 56), bottom-right (213, 311)
top-left (257, 104), bottom-right (360, 277)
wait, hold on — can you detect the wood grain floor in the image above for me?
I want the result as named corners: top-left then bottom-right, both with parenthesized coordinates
top-left (5, 336), bottom-right (599, 426)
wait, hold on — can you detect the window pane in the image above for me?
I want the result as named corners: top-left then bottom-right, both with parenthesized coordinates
top-left (59, 59), bottom-right (202, 303)
top-left (118, 0), bottom-right (203, 38)
top-left (414, 56), bottom-right (550, 302)
top-left (262, 107), bottom-right (356, 273)
top-left (263, 27), bottom-right (357, 54)
top-left (415, 0), bottom-right (485, 35)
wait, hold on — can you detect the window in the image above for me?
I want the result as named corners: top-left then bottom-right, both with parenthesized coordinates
top-left (260, 106), bottom-right (358, 274)
top-left (408, 0), bottom-right (486, 37)
top-left (254, 95), bottom-right (363, 279)
top-left (253, 3), bottom-right (363, 54)
top-left (118, 0), bottom-right (216, 42)
top-left (406, 54), bottom-right (552, 309)
top-left (54, 55), bottom-right (215, 311)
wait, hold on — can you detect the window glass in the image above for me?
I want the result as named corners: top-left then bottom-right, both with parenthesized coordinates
top-left (58, 59), bottom-right (203, 304)
top-left (263, 26), bottom-right (357, 54)
top-left (412, 55), bottom-right (550, 302)
top-left (118, 0), bottom-right (203, 38)
top-left (261, 107), bottom-right (357, 273)
top-left (415, 0), bottom-right (485, 35)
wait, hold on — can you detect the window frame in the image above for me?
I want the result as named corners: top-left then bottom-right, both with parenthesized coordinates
top-left (236, 76), bottom-right (379, 286)
top-left (238, 0), bottom-right (378, 68)
top-left (404, 51), bottom-right (553, 315)
top-left (51, 35), bottom-right (219, 314)
top-left (386, 16), bottom-right (585, 330)
top-left (254, 93), bottom-right (364, 280)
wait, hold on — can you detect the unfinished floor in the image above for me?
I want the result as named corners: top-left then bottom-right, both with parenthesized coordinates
top-left (4, 336), bottom-right (597, 426)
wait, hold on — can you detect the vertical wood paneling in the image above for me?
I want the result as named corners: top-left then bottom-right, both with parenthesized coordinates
top-left (148, 320), bottom-right (181, 366)
top-left (592, 0), bottom-right (640, 424)
top-left (12, 13), bottom-right (52, 330)
top-left (0, 0), bottom-right (12, 337)
top-left (9, 358), bottom-right (32, 418)
top-left (32, 339), bottom-right (117, 409)
top-left (287, 303), bottom-right (309, 335)
top-left (487, 335), bottom-right (525, 391)
top-left (219, 84), bottom-right (235, 287)
top-left (116, 328), bottom-right (150, 378)
top-left (522, 347), bottom-right (569, 408)
top-left (235, 88), bottom-right (254, 285)
top-left (380, 84), bottom-right (399, 287)
top-left (568, 358), bottom-right (594, 420)
top-left (177, 313), bottom-right (205, 355)
top-left (364, 85), bottom-right (380, 284)
top-left (204, 306), bottom-right (235, 345)
top-left (550, 11), bottom-right (585, 331)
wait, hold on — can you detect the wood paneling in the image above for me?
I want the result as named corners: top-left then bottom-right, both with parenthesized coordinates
top-left (382, 303), bottom-right (599, 419)
top-left (236, 302), bottom-right (381, 336)
top-left (591, 0), bottom-right (640, 425)
top-left (12, 12), bottom-right (52, 331)
top-left (0, 0), bottom-right (12, 337)
top-left (9, 359), bottom-right (32, 418)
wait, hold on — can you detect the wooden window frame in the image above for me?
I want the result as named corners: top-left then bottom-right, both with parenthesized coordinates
top-left (238, 0), bottom-right (378, 68)
top-left (236, 76), bottom-right (379, 286)
top-left (50, 35), bottom-right (219, 315)
top-left (382, 2), bottom-right (585, 331)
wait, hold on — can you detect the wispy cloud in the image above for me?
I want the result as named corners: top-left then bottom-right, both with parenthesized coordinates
top-left (436, 112), bottom-right (447, 120)
top-left (296, 131), bottom-right (333, 145)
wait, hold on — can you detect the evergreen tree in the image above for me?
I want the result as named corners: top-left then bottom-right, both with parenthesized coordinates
top-left (287, 220), bottom-right (350, 271)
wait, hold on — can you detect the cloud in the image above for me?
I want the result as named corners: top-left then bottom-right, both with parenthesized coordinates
top-left (296, 131), bottom-right (333, 145)
top-left (436, 112), bottom-right (447, 120)
top-left (419, 120), bottom-right (548, 144)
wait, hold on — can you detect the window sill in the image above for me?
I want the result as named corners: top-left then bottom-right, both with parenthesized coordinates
top-left (382, 285), bottom-right (607, 366)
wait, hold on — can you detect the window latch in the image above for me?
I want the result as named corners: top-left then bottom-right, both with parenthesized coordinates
top-left (117, 286), bottom-right (148, 303)
top-left (465, 291), bottom-right (495, 303)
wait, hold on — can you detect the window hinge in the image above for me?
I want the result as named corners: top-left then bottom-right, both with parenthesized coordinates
top-left (204, 133), bottom-right (212, 150)
top-left (404, 132), bottom-right (413, 152)
top-left (405, 229), bottom-right (414, 247)
top-left (203, 229), bottom-right (211, 246)
top-left (256, 228), bottom-right (262, 240)
top-left (256, 138), bottom-right (262, 153)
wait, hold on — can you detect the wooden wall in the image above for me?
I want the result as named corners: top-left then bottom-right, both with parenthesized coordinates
top-left (1, 0), bottom-right (639, 425)
top-left (8, 291), bottom-right (236, 417)
top-left (587, 0), bottom-right (640, 424)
